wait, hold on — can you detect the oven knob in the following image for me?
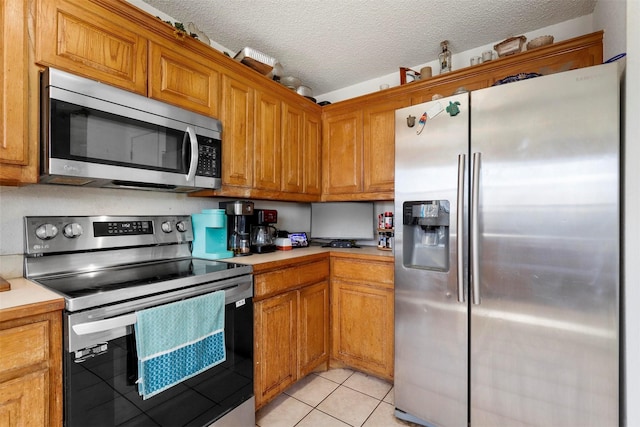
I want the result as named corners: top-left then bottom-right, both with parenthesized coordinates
top-left (176, 221), bottom-right (187, 232)
top-left (161, 221), bottom-right (173, 233)
top-left (35, 223), bottom-right (58, 240)
top-left (63, 223), bottom-right (83, 238)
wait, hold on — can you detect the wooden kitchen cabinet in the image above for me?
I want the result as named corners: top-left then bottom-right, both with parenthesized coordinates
top-left (36, 0), bottom-right (148, 95)
top-left (322, 109), bottom-right (363, 196)
top-left (0, 304), bottom-right (63, 427)
top-left (253, 256), bottom-right (330, 409)
top-left (298, 281), bottom-right (330, 377)
top-left (281, 101), bottom-right (304, 193)
top-left (303, 110), bottom-right (322, 196)
top-left (220, 73), bottom-right (254, 188)
top-left (280, 99), bottom-right (323, 198)
top-left (208, 75), bottom-right (323, 201)
top-left (330, 256), bottom-right (394, 380)
top-left (254, 290), bottom-right (298, 408)
top-left (254, 89), bottom-right (282, 191)
top-left (148, 41), bottom-right (220, 117)
top-left (0, 0), bottom-right (40, 185)
top-left (322, 31), bottom-right (603, 201)
top-left (363, 97), bottom-right (407, 194)
top-left (322, 96), bottom-right (407, 200)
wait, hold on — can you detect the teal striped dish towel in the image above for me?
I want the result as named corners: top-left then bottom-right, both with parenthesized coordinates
top-left (134, 290), bottom-right (226, 399)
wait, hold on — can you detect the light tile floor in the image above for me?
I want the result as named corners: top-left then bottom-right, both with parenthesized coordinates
top-left (256, 368), bottom-right (417, 427)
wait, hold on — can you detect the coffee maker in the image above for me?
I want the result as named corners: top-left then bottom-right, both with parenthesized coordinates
top-left (219, 201), bottom-right (254, 256)
top-left (250, 209), bottom-right (278, 254)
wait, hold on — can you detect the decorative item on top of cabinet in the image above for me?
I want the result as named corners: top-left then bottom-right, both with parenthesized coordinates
top-left (494, 35), bottom-right (527, 57)
top-left (399, 67), bottom-right (421, 85)
top-left (439, 40), bottom-right (452, 74)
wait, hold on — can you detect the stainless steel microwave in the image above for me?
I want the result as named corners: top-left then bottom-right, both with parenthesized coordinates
top-left (40, 68), bottom-right (222, 192)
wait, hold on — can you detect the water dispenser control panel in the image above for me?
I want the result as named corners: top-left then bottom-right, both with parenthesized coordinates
top-left (402, 200), bottom-right (450, 271)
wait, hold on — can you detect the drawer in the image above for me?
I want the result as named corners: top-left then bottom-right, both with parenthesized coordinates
top-left (0, 321), bottom-right (48, 372)
top-left (255, 260), bottom-right (329, 298)
top-left (331, 257), bottom-right (394, 286)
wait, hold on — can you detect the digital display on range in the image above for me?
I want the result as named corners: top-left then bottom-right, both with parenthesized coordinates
top-left (93, 221), bottom-right (153, 236)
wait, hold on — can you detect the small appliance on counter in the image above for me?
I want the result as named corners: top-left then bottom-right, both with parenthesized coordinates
top-left (274, 230), bottom-right (293, 251)
top-left (220, 201), bottom-right (254, 256)
top-left (275, 237), bottom-right (292, 251)
top-left (287, 232), bottom-right (309, 248)
top-left (191, 209), bottom-right (233, 260)
top-left (249, 209), bottom-right (278, 254)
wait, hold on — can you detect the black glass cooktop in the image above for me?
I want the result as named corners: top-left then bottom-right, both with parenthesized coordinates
top-left (34, 258), bottom-right (250, 301)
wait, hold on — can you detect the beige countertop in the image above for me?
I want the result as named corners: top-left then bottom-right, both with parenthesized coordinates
top-left (0, 246), bottom-right (392, 314)
top-left (221, 245), bottom-right (392, 266)
top-left (0, 277), bottom-right (65, 320)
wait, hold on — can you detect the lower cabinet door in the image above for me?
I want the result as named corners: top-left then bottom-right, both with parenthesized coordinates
top-left (254, 291), bottom-right (298, 408)
top-left (0, 369), bottom-right (48, 426)
top-left (331, 280), bottom-right (394, 380)
top-left (298, 281), bottom-right (329, 377)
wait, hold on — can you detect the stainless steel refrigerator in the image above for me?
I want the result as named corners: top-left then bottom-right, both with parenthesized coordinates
top-left (394, 63), bottom-right (620, 427)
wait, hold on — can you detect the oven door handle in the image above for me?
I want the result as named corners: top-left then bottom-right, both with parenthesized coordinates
top-left (72, 313), bottom-right (137, 336)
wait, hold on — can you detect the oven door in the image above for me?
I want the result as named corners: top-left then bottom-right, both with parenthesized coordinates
top-left (63, 278), bottom-right (253, 427)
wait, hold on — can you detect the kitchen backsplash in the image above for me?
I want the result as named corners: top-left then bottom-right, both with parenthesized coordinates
top-left (0, 184), bottom-right (393, 260)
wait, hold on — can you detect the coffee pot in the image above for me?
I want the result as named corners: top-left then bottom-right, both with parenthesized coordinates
top-left (219, 200), bottom-right (254, 256)
top-left (250, 225), bottom-right (276, 253)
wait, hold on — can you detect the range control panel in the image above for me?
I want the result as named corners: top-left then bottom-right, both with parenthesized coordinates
top-left (24, 215), bottom-right (193, 255)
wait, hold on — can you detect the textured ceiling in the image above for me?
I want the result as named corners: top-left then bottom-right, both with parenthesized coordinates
top-left (142, 0), bottom-right (597, 97)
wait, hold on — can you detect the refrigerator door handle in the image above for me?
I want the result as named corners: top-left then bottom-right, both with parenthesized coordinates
top-left (471, 152), bottom-right (481, 305)
top-left (457, 154), bottom-right (466, 303)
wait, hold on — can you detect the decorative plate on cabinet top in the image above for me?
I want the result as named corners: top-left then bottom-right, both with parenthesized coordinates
top-left (492, 73), bottom-right (542, 86)
top-left (494, 35), bottom-right (527, 57)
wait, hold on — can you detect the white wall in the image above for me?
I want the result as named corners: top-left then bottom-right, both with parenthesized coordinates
top-left (126, 0), bottom-right (232, 55)
top-left (594, 0), bottom-right (628, 60)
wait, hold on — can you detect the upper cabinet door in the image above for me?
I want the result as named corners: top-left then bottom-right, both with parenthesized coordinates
top-left (36, 0), bottom-right (147, 94)
top-left (1, 0), bottom-right (28, 166)
top-left (281, 102), bottom-right (304, 193)
top-left (221, 74), bottom-right (254, 188)
top-left (304, 111), bottom-right (322, 196)
top-left (148, 41), bottom-right (220, 117)
top-left (254, 90), bottom-right (282, 191)
top-left (1, 0), bottom-right (39, 185)
top-left (363, 97), bottom-right (407, 193)
top-left (322, 109), bottom-right (363, 195)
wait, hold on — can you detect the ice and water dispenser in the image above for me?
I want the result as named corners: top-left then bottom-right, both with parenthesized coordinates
top-left (403, 201), bottom-right (450, 271)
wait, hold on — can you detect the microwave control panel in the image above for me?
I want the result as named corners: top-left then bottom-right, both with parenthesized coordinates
top-left (196, 137), bottom-right (221, 178)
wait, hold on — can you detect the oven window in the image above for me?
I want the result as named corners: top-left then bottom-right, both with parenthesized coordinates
top-left (64, 299), bottom-right (253, 426)
top-left (51, 100), bottom-right (188, 173)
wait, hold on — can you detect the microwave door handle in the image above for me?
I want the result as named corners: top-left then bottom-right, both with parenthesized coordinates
top-left (72, 313), bottom-right (137, 336)
top-left (184, 126), bottom-right (199, 183)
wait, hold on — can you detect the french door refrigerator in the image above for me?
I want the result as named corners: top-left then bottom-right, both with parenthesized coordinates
top-left (394, 63), bottom-right (619, 427)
